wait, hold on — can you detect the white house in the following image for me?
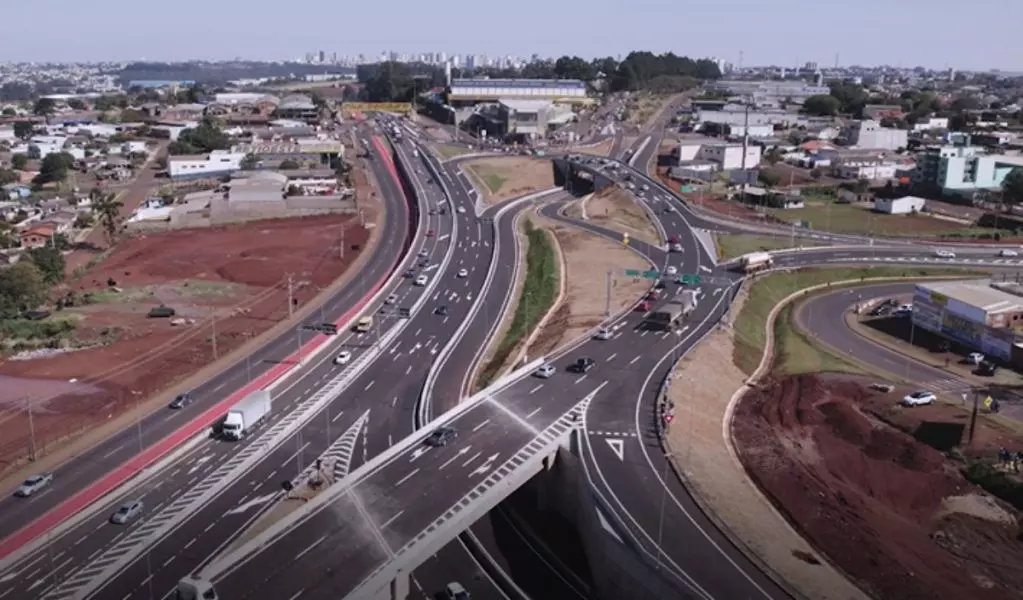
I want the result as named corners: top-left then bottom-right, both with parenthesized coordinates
top-left (0, 126), bottom-right (15, 143)
top-left (168, 150), bottom-right (248, 180)
top-left (874, 195), bottom-right (925, 215)
top-left (835, 163), bottom-right (898, 180)
top-left (677, 141), bottom-right (762, 171)
top-left (844, 120), bottom-right (908, 150)
top-left (912, 117), bottom-right (949, 132)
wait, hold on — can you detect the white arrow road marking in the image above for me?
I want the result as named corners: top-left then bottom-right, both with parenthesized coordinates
top-left (410, 446), bottom-right (429, 461)
top-left (224, 492), bottom-right (279, 516)
top-left (437, 234), bottom-right (450, 241)
top-left (699, 265), bottom-right (712, 273)
top-left (424, 264), bottom-right (439, 272)
top-left (605, 438), bottom-right (625, 461)
top-left (470, 453), bottom-right (500, 477)
top-left (713, 288), bottom-right (723, 296)
top-left (439, 446), bottom-right (472, 470)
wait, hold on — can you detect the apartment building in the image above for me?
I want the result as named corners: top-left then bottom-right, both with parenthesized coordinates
top-left (844, 120), bottom-right (908, 150)
top-left (912, 143), bottom-right (1023, 198)
top-left (677, 141), bottom-right (762, 171)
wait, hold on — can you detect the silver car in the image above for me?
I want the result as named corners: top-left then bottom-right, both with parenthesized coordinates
top-left (15, 474), bottom-right (53, 497)
top-left (110, 500), bottom-right (144, 525)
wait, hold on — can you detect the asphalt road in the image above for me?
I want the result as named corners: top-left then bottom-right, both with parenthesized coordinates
top-left (0, 131), bottom-right (481, 600)
top-left (0, 132), bottom-right (410, 545)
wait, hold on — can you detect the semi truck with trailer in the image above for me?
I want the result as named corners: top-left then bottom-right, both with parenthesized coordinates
top-left (738, 251), bottom-right (774, 273)
top-left (220, 390), bottom-right (272, 441)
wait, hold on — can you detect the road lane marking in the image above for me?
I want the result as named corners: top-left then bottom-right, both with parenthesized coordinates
top-left (629, 355), bottom-right (641, 365)
top-left (394, 468), bottom-right (419, 488)
top-left (529, 384), bottom-right (543, 394)
top-left (525, 407), bottom-right (541, 419)
top-left (575, 375), bottom-right (588, 384)
top-left (606, 353), bottom-right (617, 362)
top-left (294, 535), bottom-right (327, 561)
top-left (472, 419), bottom-right (490, 432)
top-left (380, 510), bottom-right (405, 530)
top-left (364, 380), bottom-right (375, 391)
top-left (332, 410), bottom-right (346, 422)
top-left (462, 451), bottom-right (481, 467)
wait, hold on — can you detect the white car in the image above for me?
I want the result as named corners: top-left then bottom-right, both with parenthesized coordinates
top-left (594, 328), bottom-right (613, 340)
top-left (414, 275), bottom-right (428, 286)
top-left (333, 350), bottom-right (352, 365)
top-left (902, 391), bottom-right (936, 406)
top-left (110, 499), bottom-right (144, 525)
top-left (418, 249), bottom-right (429, 258)
top-left (533, 364), bottom-right (556, 379)
top-left (457, 206), bottom-right (467, 214)
top-left (15, 474), bottom-right (53, 497)
top-left (967, 352), bottom-right (985, 365)
top-left (934, 249), bottom-right (956, 259)
top-left (457, 268), bottom-right (468, 278)
top-left (999, 249), bottom-right (1019, 257)
top-left (384, 293), bottom-right (398, 305)
top-left (664, 266), bottom-right (678, 276)
top-left (444, 582), bottom-right (470, 600)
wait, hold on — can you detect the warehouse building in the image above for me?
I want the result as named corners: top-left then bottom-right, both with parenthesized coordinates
top-left (912, 279), bottom-right (1023, 362)
top-left (448, 78), bottom-right (589, 105)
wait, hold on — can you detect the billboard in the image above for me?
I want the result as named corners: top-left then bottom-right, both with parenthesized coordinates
top-left (341, 102), bottom-right (413, 115)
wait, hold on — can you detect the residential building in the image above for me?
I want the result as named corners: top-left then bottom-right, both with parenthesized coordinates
top-left (19, 224), bottom-right (56, 249)
top-left (912, 144), bottom-right (1023, 198)
top-left (835, 162), bottom-right (898, 180)
top-left (702, 80), bottom-right (830, 105)
top-left (233, 140), bottom-right (343, 166)
top-left (0, 126), bottom-right (15, 142)
top-left (874, 196), bottom-right (925, 215)
top-left (677, 141), bottom-right (762, 171)
top-left (168, 150), bottom-right (248, 180)
top-left (727, 124), bottom-right (774, 138)
top-left (844, 120), bottom-right (908, 150)
top-left (695, 107), bottom-right (800, 128)
top-left (862, 105), bottom-right (905, 120)
top-left (911, 117), bottom-right (949, 132)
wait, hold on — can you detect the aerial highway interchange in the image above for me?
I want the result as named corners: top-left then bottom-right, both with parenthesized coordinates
top-left (0, 108), bottom-right (1017, 600)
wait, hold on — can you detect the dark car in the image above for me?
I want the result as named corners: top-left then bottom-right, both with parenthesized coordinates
top-left (404, 268), bottom-right (416, 278)
top-left (977, 360), bottom-right (998, 376)
top-left (570, 357), bottom-right (596, 373)
top-left (168, 393), bottom-right (194, 409)
top-left (435, 305), bottom-right (449, 316)
top-left (425, 427), bottom-right (457, 447)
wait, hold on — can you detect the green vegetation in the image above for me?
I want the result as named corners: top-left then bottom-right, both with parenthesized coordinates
top-left (962, 461), bottom-right (1023, 511)
top-left (465, 166), bottom-right (507, 194)
top-left (168, 121), bottom-right (230, 155)
top-left (478, 221), bottom-right (559, 387)
top-left (0, 315), bottom-right (77, 342)
top-left (430, 145), bottom-right (472, 160)
top-left (764, 195), bottom-right (1001, 239)
top-left (714, 234), bottom-right (824, 261)
top-left (732, 267), bottom-right (985, 375)
top-left (771, 304), bottom-right (865, 376)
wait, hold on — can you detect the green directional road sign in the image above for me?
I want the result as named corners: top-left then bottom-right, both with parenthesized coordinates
top-left (681, 274), bottom-right (702, 285)
top-left (626, 269), bottom-right (661, 280)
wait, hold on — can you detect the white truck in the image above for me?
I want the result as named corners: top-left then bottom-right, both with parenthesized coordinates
top-left (738, 251), bottom-right (774, 273)
top-left (220, 390), bottom-right (272, 441)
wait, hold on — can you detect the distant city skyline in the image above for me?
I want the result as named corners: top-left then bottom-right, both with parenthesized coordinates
top-left (1, 0), bottom-right (1020, 72)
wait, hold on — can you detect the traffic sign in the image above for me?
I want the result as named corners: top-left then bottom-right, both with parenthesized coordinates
top-left (681, 274), bottom-right (702, 284)
top-left (625, 269), bottom-right (661, 280)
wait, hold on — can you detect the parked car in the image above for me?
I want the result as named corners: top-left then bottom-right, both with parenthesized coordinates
top-left (902, 391), bottom-right (936, 406)
top-left (977, 361), bottom-right (998, 376)
top-left (110, 499), bottom-right (144, 525)
top-left (425, 426), bottom-right (457, 447)
top-left (14, 474), bottom-right (53, 497)
top-left (966, 352), bottom-right (985, 365)
top-left (444, 582), bottom-right (470, 600)
top-left (168, 393), bottom-right (194, 409)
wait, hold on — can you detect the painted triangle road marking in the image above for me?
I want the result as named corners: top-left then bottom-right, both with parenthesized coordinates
top-left (605, 438), bottom-right (625, 461)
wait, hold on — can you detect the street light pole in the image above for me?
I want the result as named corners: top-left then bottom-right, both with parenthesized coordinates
top-left (26, 397), bottom-right (37, 461)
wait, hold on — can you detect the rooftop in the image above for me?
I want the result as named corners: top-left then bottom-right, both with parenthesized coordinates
top-left (918, 279), bottom-right (1023, 315)
top-left (452, 78), bottom-right (586, 90)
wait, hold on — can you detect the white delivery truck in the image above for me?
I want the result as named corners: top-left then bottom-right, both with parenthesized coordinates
top-left (220, 390), bottom-right (272, 441)
top-left (738, 251), bottom-right (774, 273)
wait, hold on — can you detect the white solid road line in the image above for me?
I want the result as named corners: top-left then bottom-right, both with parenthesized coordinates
top-left (472, 419), bottom-right (490, 432)
top-left (606, 353), bottom-right (617, 362)
top-left (629, 355), bottom-right (641, 365)
top-left (393, 468), bottom-right (419, 488)
top-left (529, 384), bottom-right (543, 394)
top-left (575, 375), bottom-right (588, 384)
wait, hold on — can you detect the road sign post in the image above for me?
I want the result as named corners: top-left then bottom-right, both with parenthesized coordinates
top-left (680, 274), bottom-right (702, 285)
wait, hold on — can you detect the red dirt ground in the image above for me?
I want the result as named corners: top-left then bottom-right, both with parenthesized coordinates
top-left (733, 373), bottom-right (1023, 600)
top-left (0, 213), bottom-right (371, 471)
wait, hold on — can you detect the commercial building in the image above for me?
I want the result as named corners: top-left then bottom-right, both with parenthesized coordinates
top-left (497, 99), bottom-right (551, 138)
top-left (873, 195), bottom-right (925, 214)
top-left (448, 78), bottom-right (588, 105)
top-left (233, 139), bottom-right (343, 166)
top-left (844, 120), bottom-right (908, 150)
top-left (835, 162), bottom-right (898, 180)
top-left (702, 80), bottom-right (830, 106)
top-left (912, 279), bottom-right (1023, 362)
top-left (677, 141), bottom-right (762, 171)
top-left (912, 142), bottom-right (1023, 198)
top-left (168, 150), bottom-right (248, 181)
top-left (274, 95), bottom-right (319, 123)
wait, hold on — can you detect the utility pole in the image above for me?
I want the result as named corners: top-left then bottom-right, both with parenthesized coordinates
top-left (604, 270), bottom-right (613, 317)
top-left (339, 226), bottom-right (345, 260)
top-left (739, 96), bottom-right (751, 204)
top-left (210, 307), bottom-right (218, 360)
top-left (26, 397), bottom-right (37, 461)
top-left (286, 274), bottom-right (295, 318)
top-left (968, 388), bottom-right (980, 445)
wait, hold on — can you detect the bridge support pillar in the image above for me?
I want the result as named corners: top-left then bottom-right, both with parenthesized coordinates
top-left (390, 568), bottom-right (409, 600)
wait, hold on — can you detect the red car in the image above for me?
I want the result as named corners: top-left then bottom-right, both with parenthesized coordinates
top-left (637, 300), bottom-right (652, 312)
top-left (425, 229), bottom-right (435, 237)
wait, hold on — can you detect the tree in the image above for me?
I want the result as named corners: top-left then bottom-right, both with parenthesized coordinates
top-left (27, 245), bottom-right (66, 283)
top-left (240, 154), bottom-right (260, 170)
top-left (758, 171), bottom-right (782, 188)
top-left (13, 121), bottom-right (34, 139)
top-left (33, 152), bottom-right (76, 186)
top-left (801, 95), bottom-right (841, 117)
top-left (119, 108), bottom-right (145, 123)
top-left (67, 98), bottom-right (87, 111)
top-left (1, 107), bottom-right (15, 117)
top-left (0, 260), bottom-right (47, 317)
top-left (168, 122), bottom-right (229, 155)
top-left (0, 169), bottom-right (17, 186)
top-left (278, 159), bottom-right (300, 170)
top-left (827, 80), bottom-right (868, 115)
top-left (33, 97), bottom-right (56, 116)
top-left (92, 192), bottom-right (124, 244)
top-left (1002, 168), bottom-right (1023, 209)
top-left (809, 168), bottom-right (823, 180)
top-left (10, 154), bottom-right (27, 170)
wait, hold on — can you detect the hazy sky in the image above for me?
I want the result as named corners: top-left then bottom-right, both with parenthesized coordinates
top-left (3, 0), bottom-right (1021, 71)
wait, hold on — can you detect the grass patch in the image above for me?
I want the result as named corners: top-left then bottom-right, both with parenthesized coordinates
top-left (0, 315), bottom-right (78, 341)
top-left (772, 304), bottom-right (865, 375)
top-left (464, 166), bottom-right (507, 194)
top-left (431, 144), bottom-right (473, 160)
top-left (478, 220), bottom-right (559, 386)
top-left (765, 199), bottom-right (1004, 239)
top-left (177, 280), bottom-right (235, 297)
top-left (962, 461), bottom-right (1023, 511)
top-left (732, 267), bottom-right (988, 375)
top-left (715, 234), bottom-right (824, 261)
